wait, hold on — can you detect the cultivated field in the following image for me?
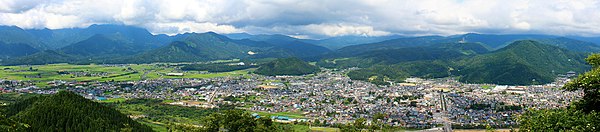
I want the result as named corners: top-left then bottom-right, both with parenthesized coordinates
top-left (0, 63), bottom-right (249, 87)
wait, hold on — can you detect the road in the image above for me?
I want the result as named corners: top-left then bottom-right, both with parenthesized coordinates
top-left (428, 92), bottom-right (452, 132)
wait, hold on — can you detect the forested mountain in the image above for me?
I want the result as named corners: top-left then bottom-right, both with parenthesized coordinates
top-left (60, 34), bottom-right (147, 57)
top-left (0, 25), bottom-right (597, 85)
top-left (535, 37), bottom-right (600, 52)
top-left (127, 32), bottom-right (254, 63)
top-left (0, 42), bottom-right (39, 58)
top-left (332, 36), bottom-right (447, 57)
top-left (0, 26), bottom-right (47, 49)
top-left (0, 25), bottom-right (333, 64)
top-left (245, 34), bottom-right (331, 59)
top-left (26, 24), bottom-right (168, 49)
top-left (457, 40), bottom-right (589, 85)
top-left (343, 40), bottom-right (589, 85)
top-left (305, 35), bottom-right (404, 50)
top-left (1, 91), bottom-right (152, 131)
top-left (0, 24), bottom-right (167, 50)
top-left (3, 50), bottom-right (78, 65)
top-left (331, 33), bottom-right (600, 58)
top-left (320, 42), bottom-right (489, 68)
top-left (454, 33), bottom-right (556, 50)
top-left (255, 58), bottom-right (320, 76)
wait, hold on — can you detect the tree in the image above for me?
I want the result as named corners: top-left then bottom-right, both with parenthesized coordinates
top-left (200, 113), bottom-right (222, 132)
top-left (585, 54), bottom-right (600, 68)
top-left (0, 114), bottom-right (29, 131)
top-left (373, 113), bottom-right (386, 121)
top-left (519, 54), bottom-right (600, 131)
top-left (255, 117), bottom-right (274, 132)
top-left (221, 110), bottom-right (256, 132)
top-left (564, 53), bottom-right (600, 112)
top-left (485, 124), bottom-right (495, 132)
top-left (353, 118), bottom-right (367, 129)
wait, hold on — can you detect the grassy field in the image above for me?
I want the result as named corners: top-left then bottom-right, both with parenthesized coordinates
top-left (0, 63), bottom-right (250, 86)
top-left (138, 120), bottom-right (168, 132)
top-left (254, 111), bottom-right (307, 119)
top-left (481, 85), bottom-right (493, 89)
top-left (311, 127), bottom-right (341, 132)
top-left (98, 97), bottom-right (127, 103)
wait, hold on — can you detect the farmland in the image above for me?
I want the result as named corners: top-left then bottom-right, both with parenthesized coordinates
top-left (0, 63), bottom-right (250, 87)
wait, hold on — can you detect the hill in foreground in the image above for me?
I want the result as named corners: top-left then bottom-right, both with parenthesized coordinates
top-left (255, 58), bottom-right (320, 76)
top-left (2, 91), bottom-right (152, 131)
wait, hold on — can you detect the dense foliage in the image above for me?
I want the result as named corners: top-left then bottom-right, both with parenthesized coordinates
top-left (0, 26), bottom-right (332, 65)
top-left (127, 33), bottom-right (254, 63)
top-left (255, 58), bottom-right (320, 76)
top-left (519, 108), bottom-right (600, 131)
top-left (167, 109), bottom-right (294, 132)
top-left (341, 40), bottom-right (588, 85)
top-left (3, 50), bottom-right (78, 65)
top-left (112, 99), bottom-right (235, 125)
top-left (60, 34), bottom-right (149, 57)
top-left (347, 60), bottom-right (453, 85)
top-left (0, 42), bottom-right (38, 58)
top-left (0, 114), bottom-right (28, 131)
top-left (457, 40), bottom-right (588, 85)
top-left (519, 53), bottom-right (600, 131)
top-left (1, 91), bottom-right (152, 131)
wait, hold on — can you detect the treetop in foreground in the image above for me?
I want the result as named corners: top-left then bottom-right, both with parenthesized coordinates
top-left (519, 53), bottom-right (600, 131)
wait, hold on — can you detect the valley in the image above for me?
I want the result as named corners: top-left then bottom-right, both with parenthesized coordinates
top-left (0, 66), bottom-right (580, 131)
top-left (1, 23), bottom-right (599, 131)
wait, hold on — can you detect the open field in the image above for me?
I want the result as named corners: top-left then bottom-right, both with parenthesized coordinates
top-left (311, 127), bottom-right (341, 132)
top-left (98, 97), bottom-right (127, 103)
top-left (253, 111), bottom-right (307, 119)
top-left (138, 120), bottom-right (168, 132)
top-left (0, 63), bottom-right (250, 87)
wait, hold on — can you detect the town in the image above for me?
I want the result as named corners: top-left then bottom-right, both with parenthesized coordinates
top-left (0, 66), bottom-right (581, 130)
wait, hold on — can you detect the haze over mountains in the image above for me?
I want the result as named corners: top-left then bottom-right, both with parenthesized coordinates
top-left (0, 24), bottom-right (598, 85)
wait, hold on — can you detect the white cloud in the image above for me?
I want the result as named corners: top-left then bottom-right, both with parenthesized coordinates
top-left (0, 0), bottom-right (43, 13)
top-left (147, 22), bottom-right (242, 35)
top-left (1, 0), bottom-right (600, 37)
top-left (304, 24), bottom-right (390, 37)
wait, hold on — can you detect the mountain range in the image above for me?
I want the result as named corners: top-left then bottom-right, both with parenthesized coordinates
top-left (342, 40), bottom-right (590, 85)
top-left (0, 24), bottom-right (598, 85)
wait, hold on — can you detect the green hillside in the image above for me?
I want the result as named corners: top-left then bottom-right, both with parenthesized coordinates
top-left (2, 50), bottom-right (78, 65)
top-left (2, 91), bottom-right (152, 131)
top-left (0, 42), bottom-right (39, 58)
top-left (320, 42), bottom-right (489, 68)
top-left (0, 26), bottom-right (47, 49)
top-left (60, 34), bottom-right (144, 57)
top-left (255, 58), bottom-right (320, 76)
top-left (129, 32), bottom-right (253, 63)
top-left (345, 40), bottom-right (589, 85)
top-left (457, 40), bottom-right (589, 85)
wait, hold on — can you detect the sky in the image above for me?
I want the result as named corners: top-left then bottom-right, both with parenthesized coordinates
top-left (1, 0), bottom-right (600, 39)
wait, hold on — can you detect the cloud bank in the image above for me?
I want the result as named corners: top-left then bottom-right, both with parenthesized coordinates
top-left (1, 0), bottom-right (600, 38)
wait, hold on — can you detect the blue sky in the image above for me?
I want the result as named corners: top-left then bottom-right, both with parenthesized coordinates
top-left (1, 0), bottom-right (600, 38)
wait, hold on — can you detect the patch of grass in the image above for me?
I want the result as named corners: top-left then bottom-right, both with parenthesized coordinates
top-left (98, 97), bottom-right (127, 103)
top-left (291, 124), bottom-right (310, 132)
top-left (254, 111), bottom-right (307, 119)
top-left (161, 99), bottom-right (175, 103)
top-left (481, 85), bottom-right (493, 89)
top-left (138, 120), bottom-right (168, 132)
top-left (311, 127), bottom-right (340, 132)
